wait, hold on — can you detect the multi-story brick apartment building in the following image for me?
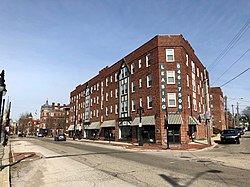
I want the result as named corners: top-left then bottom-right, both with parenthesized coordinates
top-left (40, 100), bottom-right (70, 136)
top-left (70, 35), bottom-right (210, 145)
top-left (210, 87), bottom-right (226, 131)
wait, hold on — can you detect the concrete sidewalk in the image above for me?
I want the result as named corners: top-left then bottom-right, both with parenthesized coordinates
top-left (0, 144), bottom-right (10, 187)
top-left (72, 135), bottom-right (220, 151)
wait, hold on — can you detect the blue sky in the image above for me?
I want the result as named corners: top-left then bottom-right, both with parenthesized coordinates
top-left (0, 0), bottom-right (250, 120)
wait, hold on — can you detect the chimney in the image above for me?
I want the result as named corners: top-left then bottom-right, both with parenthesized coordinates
top-left (52, 102), bottom-right (55, 110)
top-left (58, 103), bottom-right (60, 109)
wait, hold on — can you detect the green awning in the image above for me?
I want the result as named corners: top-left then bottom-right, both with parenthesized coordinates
top-left (88, 121), bottom-right (101, 130)
top-left (101, 120), bottom-right (116, 128)
top-left (168, 114), bottom-right (183, 125)
top-left (131, 115), bottom-right (155, 126)
top-left (188, 116), bottom-right (200, 125)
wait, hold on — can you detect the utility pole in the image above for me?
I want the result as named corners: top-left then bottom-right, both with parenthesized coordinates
top-left (224, 96), bottom-right (228, 129)
top-left (137, 106), bottom-right (144, 146)
top-left (236, 102), bottom-right (239, 127)
top-left (203, 69), bottom-right (211, 145)
top-left (232, 104), bottom-right (235, 128)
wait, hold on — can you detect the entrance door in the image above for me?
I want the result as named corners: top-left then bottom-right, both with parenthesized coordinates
top-left (168, 125), bottom-right (180, 144)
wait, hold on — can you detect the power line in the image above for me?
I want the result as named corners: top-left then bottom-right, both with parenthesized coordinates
top-left (208, 19), bottom-right (250, 71)
top-left (211, 48), bottom-right (250, 85)
top-left (220, 67), bottom-right (250, 87)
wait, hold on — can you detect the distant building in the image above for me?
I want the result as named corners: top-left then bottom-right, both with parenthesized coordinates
top-left (210, 87), bottom-right (226, 131)
top-left (40, 100), bottom-right (70, 135)
top-left (70, 35), bottom-right (210, 145)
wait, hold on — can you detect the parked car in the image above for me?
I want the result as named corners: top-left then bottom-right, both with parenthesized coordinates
top-left (54, 134), bottom-right (66, 141)
top-left (220, 129), bottom-right (240, 144)
top-left (38, 133), bottom-right (44, 137)
top-left (234, 127), bottom-right (245, 136)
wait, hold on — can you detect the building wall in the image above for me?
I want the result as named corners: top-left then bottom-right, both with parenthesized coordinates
top-left (70, 35), bottom-right (209, 144)
top-left (210, 87), bottom-right (226, 130)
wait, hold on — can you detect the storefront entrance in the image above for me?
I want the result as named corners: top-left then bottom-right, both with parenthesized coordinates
top-left (168, 125), bottom-right (180, 144)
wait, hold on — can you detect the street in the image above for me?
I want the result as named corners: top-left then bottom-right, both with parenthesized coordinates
top-left (10, 132), bottom-right (250, 187)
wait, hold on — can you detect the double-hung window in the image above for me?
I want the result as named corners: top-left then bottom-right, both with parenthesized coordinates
top-left (131, 63), bottom-right (135, 74)
top-left (168, 93), bottom-right (176, 107)
top-left (146, 54), bottom-right (151, 67)
top-left (147, 95), bottom-right (152, 109)
top-left (167, 71), bottom-right (175, 84)
top-left (147, 75), bottom-right (152, 87)
top-left (166, 49), bottom-right (174, 62)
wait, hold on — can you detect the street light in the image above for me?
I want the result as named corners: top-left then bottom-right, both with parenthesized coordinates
top-left (0, 70), bottom-right (7, 144)
top-left (137, 107), bottom-right (144, 146)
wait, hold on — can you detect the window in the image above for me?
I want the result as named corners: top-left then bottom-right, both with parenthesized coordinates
top-left (166, 49), bottom-right (174, 62)
top-left (131, 63), bottom-right (135, 74)
top-left (188, 95), bottom-right (191, 108)
top-left (186, 54), bottom-right (189, 66)
top-left (115, 89), bottom-right (118, 98)
top-left (197, 68), bottom-right (200, 77)
top-left (132, 100), bottom-right (136, 111)
top-left (106, 92), bottom-right (108, 101)
top-left (193, 98), bottom-right (197, 111)
top-left (139, 79), bottom-right (142, 88)
top-left (187, 75), bottom-right (189, 87)
top-left (106, 107), bottom-right (108, 116)
top-left (191, 61), bottom-right (195, 73)
top-left (96, 109), bottom-right (99, 117)
top-left (147, 95), bottom-right (152, 109)
top-left (97, 96), bottom-right (99, 104)
top-left (110, 75), bottom-right (113, 83)
top-left (199, 102), bottom-right (201, 112)
top-left (147, 75), bottom-right (152, 87)
top-left (132, 81), bottom-right (135, 92)
top-left (106, 77), bottom-right (109, 86)
top-left (168, 93), bottom-right (176, 107)
top-left (167, 71), bottom-right (175, 84)
top-left (110, 106), bottom-right (113, 114)
top-left (115, 104), bottom-right (118, 114)
top-left (146, 54), bottom-right (151, 67)
top-left (115, 72), bottom-right (118, 82)
top-left (138, 59), bottom-right (142, 68)
top-left (110, 90), bottom-right (113, 98)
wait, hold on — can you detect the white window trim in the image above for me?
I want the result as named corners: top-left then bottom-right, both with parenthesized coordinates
top-left (146, 54), bottom-right (151, 67)
top-left (167, 71), bottom-right (175, 84)
top-left (166, 49), bottom-right (174, 62)
top-left (168, 93), bottom-right (176, 107)
top-left (147, 75), bottom-right (152, 88)
top-left (147, 95), bottom-right (152, 109)
top-left (139, 59), bottom-right (142, 69)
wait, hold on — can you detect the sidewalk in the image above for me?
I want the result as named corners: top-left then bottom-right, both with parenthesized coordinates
top-left (0, 143), bottom-right (10, 187)
top-left (73, 135), bottom-right (220, 151)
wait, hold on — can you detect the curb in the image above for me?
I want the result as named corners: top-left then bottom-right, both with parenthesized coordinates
top-left (0, 144), bottom-right (10, 187)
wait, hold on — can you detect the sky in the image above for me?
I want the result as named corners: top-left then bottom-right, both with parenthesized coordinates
top-left (0, 0), bottom-right (250, 120)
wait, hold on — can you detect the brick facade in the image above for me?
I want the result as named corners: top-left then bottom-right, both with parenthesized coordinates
top-left (210, 87), bottom-right (226, 131)
top-left (70, 35), bottom-right (210, 145)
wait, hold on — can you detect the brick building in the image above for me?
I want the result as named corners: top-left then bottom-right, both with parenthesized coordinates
top-left (70, 35), bottom-right (210, 145)
top-left (40, 100), bottom-right (70, 136)
top-left (210, 87), bottom-right (226, 131)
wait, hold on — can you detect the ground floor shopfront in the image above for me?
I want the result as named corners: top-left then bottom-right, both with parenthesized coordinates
top-left (67, 114), bottom-right (207, 145)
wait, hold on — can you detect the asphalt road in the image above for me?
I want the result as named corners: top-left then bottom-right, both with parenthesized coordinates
top-left (10, 132), bottom-right (250, 187)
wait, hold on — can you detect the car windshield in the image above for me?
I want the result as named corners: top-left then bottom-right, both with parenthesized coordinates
top-left (222, 130), bottom-right (237, 135)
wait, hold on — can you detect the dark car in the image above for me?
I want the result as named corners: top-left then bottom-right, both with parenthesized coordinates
top-left (220, 129), bottom-right (240, 144)
top-left (234, 127), bottom-right (244, 137)
top-left (54, 134), bottom-right (66, 141)
top-left (38, 133), bottom-right (44, 137)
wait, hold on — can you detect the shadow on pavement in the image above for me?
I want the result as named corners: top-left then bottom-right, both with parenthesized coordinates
top-left (160, 169), bottom-right (223, 187)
